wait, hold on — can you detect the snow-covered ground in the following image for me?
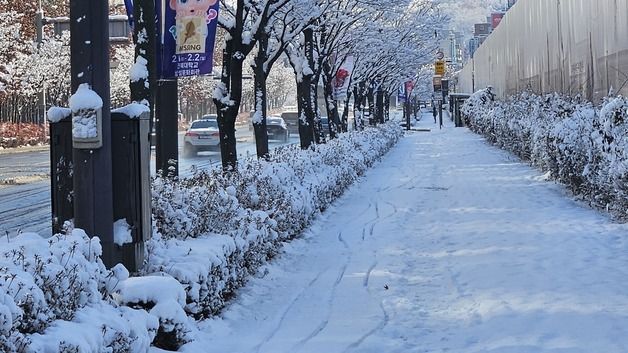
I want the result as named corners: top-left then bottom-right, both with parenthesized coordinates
top-left (184, 113), bottom-right (628, 353)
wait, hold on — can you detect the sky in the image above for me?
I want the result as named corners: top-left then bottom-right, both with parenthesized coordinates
top-left (434, 0), bottom-right (508, 36)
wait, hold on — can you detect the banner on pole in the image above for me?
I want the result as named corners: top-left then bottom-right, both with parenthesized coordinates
top-left (397, 85), bottom-right (406, 104)
top-left (333, 56), bottom-right (354, 100)
top-left (123, 0), bottom-right (134, 29)
top-left (159, 0), bottom-right (219, 79)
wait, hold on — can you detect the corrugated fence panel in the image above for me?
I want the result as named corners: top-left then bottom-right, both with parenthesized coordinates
top-left (457, 0), bottom-right (628, 101)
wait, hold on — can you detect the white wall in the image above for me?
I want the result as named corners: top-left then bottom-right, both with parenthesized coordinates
top-left (457, 0), bottom-right (628, 101)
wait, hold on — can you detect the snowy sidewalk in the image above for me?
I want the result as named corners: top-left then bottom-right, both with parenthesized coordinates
top-left (189, 115), bottom-right (628, 353)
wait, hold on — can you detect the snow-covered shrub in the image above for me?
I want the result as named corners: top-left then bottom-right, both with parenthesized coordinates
top-left (463, 89), bottom-right (628, 219)
top-left (0, 230), bottom-right (107, 347)
top-left (115, 276), bottom-right (192, 351)
top-left (149, 121), bottom-right (403, 318)
top-left (0, 123), bottom-right (49, 149)
top-left (0, 231), bottom-right (160, 353)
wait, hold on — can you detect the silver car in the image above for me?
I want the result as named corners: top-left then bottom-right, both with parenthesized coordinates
top-left (183, 117), bottom-right (220, 157)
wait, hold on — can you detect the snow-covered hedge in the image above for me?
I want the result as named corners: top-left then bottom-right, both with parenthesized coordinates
top-left (0, 120), bottom-right (402, 352)
top-left (148, 121), bottom-right (403, 320)
top-left (463, 89), bottom-right (628, 219)
top-left (0, 230), bottom-right (157, 353)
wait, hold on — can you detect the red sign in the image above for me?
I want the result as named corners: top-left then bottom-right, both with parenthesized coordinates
top-left (491, 13), bottom-right (504, 29)
top-left (405, 81), bottom-right (415, 93)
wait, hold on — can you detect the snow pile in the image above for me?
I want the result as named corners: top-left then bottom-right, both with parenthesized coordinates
top-left (112, 103), bottom-right (150, 118)
top-left (115, 275), bottom-right (195, 351)
top-left (130, 55), bottom-right (149, 84)
top-left (149, 120), bottom-right (403, 318)
top-left (463, 89), bottom-right (628, 219)
top-left (69, 84), bottom-right (103, 139)
top-left (46, 107), bottom-right (71, 123)
top-left (113, 219), bottom-right (133, 246)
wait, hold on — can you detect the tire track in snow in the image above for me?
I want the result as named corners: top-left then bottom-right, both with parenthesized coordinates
top-left (342, 301), bottom-right (390, 353)
top-left (338, 231), bottom-right (349, 250)
top-left (385, 201), bottom-right (398, 215)
top-left (253, 268), bottom-right (327, 353)
top-left (363, 261), bottom-right (378, 288)
top-left (353, 201), bottom-right (373, 220)
top-left (291, 234), bottom-right (351, 352)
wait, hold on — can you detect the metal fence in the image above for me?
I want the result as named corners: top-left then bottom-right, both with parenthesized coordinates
top-left (457, 0), bottom-right (628, 102)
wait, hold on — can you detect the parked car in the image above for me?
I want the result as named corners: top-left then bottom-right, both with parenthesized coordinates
top-left (319, 116), bottom-right (329, 136)
top-left (266, 116), bottom-right (290, 142)
top-left (183, 118), bottom-right (220, 157)
top-left (280, 111), bottom-right (299, 133)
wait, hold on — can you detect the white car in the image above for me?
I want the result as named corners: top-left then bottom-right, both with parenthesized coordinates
top-left (183, 117), bottom-right (220, 157)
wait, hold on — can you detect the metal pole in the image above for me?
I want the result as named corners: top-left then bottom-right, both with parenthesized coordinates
top-left (439, 99), bottom-right (443, 127)
top-left (35, 1), bottom-right (46, 128)
top-left (155, 79), bottom-right (179, 178)
top-left (70, 0), bottom-right (115, 266)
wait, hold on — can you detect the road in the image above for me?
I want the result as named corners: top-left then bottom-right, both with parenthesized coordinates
top-left (0, 128), bottom-right (299, 237)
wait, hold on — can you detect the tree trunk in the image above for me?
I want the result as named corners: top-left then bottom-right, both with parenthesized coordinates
top-left (353, 86), bottom-right (362, 131)
top-left (297, 79), bottom-right (315, 149)
top-left (353, 83), bottom-right (367, 130)
top-left (341, 91), bottom-right (351, 132)
top-left (213, 40), bottom-right (242, 171)
top-left (312, 82), bottom-right (325, 144)
top-left (384, 93), bottom-right (390, 121)
top-left (376, 88), bottom-right (385, 124)
top-left (322, 70), bottom-right (341, 139)
top-left (296, 28), bottom-right (317, 149)
top-left (367, 83), bottom-right (376, 126)
top-left (130, 0), bottom-right (156, 116)
top-left (252, 63), bottom-right (269, 159)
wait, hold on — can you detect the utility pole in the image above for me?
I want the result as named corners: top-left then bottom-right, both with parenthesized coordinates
top-left (35, 0), bottom-right (46, 127)
top-left (153, 0), bottom-right (179, 177)
top-left (155, 79), bottom-right (179, 177)
top-left (70, 0), bottom-right (115, 266)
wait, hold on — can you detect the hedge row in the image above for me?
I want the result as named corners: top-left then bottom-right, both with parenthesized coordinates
top-left (0, 119), bottom-right (403, 352)
top-left (147, 121), bottom-right (403, 327)
top-left (463, 89), bottom-right (628, 219)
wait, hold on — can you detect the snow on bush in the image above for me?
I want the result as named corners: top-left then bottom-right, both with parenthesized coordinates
top-left (463, 89), bottom-right (628, 219)
top-left (0, 230), bottom-right (158, 353)
top-left (0, 120), bottom-right (402, 352)
top-left (148, 121), bottom-right (403, 319)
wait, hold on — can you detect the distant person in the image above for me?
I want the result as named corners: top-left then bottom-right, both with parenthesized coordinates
top-left (432, 102), bottom-right (437, 123)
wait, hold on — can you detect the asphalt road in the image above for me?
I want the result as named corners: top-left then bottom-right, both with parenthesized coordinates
top-left (0, 129), bottom-right (299, 237)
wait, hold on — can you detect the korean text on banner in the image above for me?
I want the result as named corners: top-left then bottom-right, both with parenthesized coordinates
top-left (159, 0), bottom-right (219, 79)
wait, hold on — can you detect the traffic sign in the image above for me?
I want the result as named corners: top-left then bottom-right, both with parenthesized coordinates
top-left (433, 75), bottom-right (442, 91)
top-left (436, 50), bottom-right (444, 60)
top-left (435, 60), bottom-right (446, 76)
